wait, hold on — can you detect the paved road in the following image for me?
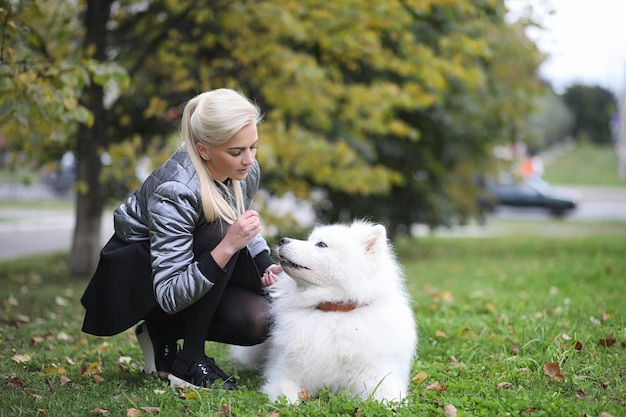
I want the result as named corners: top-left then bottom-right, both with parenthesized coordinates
top-left (1, 183), bottom-right (625, 262)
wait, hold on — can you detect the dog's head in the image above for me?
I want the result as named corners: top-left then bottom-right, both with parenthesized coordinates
top-left (277, 220), bottom-right (401, 302)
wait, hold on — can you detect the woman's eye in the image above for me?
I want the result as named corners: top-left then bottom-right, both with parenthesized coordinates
top-left (316, 241), bottom-right (327, 248)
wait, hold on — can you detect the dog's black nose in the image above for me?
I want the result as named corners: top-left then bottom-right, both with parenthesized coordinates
top-left (280, 238), bottom-right (291, 246)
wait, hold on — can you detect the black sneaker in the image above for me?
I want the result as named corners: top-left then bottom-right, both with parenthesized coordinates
top-left (168, 355), bottom-right (236, 390)
top-left (135, 322), bottom-right (178, 375)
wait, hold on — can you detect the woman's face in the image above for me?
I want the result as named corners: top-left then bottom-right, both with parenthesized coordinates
top-left (201, 123), bottom-right (259, 182)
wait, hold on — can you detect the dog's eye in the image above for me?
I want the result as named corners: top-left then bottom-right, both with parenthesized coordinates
top-left (316, 241), bottom-right (327, 248)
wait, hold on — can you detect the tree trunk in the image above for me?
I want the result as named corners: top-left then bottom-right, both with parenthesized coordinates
top-left (69, 0), bottom-right (113, 277)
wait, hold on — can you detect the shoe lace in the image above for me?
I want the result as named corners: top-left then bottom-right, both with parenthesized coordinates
top-left (196, 356), bottom-right (231, 382)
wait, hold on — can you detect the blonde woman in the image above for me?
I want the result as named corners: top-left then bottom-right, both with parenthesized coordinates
top-left (81, 89), bottom-right (281, 390)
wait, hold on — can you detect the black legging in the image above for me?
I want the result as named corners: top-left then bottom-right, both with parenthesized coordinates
top-left (144, 221), bottom-right (270, 359)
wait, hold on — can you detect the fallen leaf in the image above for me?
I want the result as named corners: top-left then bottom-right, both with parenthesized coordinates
top-left (449, 356), bottom-right (464, 367)
top-left (92, 375), bottom-right (105, 384)
top-left (543, 363), bottom-right (566, 381)
top-left (574, 341), bottom-right (583, 351)
top-left (441, 291), bottom-right (453, 302)
top-left (298, 390), bottom-right (311, 401)
top-left (496, 382), bottom-right (512, 390)
top-left (36, 409), bottom-right (49, 416)
top-left (60, 375), bottom-right (71, 386)
top-left (118, 356), bottom-right (132, 364)
top-left (56, 332), bottom-right (73, 342)
top-left (435, 330), bottom-right (449, 339)
top-left (598, 413), bottom-right (615, 417)
top-left (599, 334), bottom-right (616, 347)
top-left (8, 374), bottom-right (24, 387)
top-left (601, 380), bottom-right (611, 389)
top-left (140, 407), bottom-right (160, 414)
top-left (11, 354), bottom-right (31, 363)
top-left (32, 336), bottom-right (45, 346)
top-left (126, 409), bottom-right (141, 417)
top-left (266, 411), bottom-right (281, 417)
top-left (520, 408), bottom-right (537, 414)
top-left (576, 388), bottom-right (588, 399)
top-left (443, 404), bottom-right (457, 416)
top-left (561, 333), bottom-right (571, 341)
top-left (80, 361), bottom-right (102, 377)
top-left (55, 296), bottom-right (68, 306)
top-left (181, 392), bottom-right (197, 399)
top-left (412, 371), bottom-right (429, 384)
top-left (91, 408), bottom-right (108, 415)
top-left (425, 381), bottom-right (447, 391)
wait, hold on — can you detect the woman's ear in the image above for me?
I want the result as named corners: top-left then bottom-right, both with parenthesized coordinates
top-left (196, 143), bottom-right (210, 160)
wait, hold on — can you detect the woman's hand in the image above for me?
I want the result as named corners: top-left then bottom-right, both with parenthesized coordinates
top-left (261, 263), bottom-right (282, 287)
top-left (211, 210), bottom-right (262, 268)
top-left (224, 210), bottom-right (262, 252)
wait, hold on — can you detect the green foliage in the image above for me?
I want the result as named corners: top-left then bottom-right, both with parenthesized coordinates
top-left (1, 234), bottom-right (625, 416)
top-left (0, 0), bottom-right (129, 169)
top-left (562, 84), bottom-right (617, 145)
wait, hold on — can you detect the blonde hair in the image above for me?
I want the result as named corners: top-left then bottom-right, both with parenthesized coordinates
top-left (180, 88), bottom-right (262, 224)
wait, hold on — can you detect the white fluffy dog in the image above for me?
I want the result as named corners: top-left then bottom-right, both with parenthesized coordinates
top-left (231, 220), bottom-right (417, 404)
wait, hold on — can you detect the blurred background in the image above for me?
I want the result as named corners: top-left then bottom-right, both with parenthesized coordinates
top-left (1, 0), bottom-right (625, 276)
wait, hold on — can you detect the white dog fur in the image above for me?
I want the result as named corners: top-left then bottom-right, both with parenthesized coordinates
top-left (231, 220), bottom-right (417, 404)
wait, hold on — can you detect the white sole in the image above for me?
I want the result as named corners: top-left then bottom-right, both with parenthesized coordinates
top-left (168, 373), bottom-right (209, 390)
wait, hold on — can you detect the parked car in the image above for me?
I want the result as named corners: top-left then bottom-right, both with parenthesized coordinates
top-left (485, 177), bottom-right (579, 217)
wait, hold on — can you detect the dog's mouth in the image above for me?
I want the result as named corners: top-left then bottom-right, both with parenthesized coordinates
top-left (279, 256), bottom-right (310, 270)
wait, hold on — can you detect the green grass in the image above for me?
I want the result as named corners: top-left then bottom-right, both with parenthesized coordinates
top-left (543, 142), bottom-right (625, 186)
top-left (1, 237), bottom-right (625, 416)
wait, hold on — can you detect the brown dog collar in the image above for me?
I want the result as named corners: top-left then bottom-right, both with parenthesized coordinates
top-left (316, 301), bottom-right (362, 312)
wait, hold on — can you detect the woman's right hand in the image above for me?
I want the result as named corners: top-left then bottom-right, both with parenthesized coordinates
top-left (210, 210), bottom-right (263, 269)
top-left (223, 209), bottom-right (263, 252)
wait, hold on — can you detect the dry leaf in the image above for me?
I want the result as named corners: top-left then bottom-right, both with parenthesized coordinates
top-left (60, 375), bottom-right (71, 386)
top-left (543, 363), bottom-right (566, 381)
top-left (8, 374), bottom-right (24, 387)
top-left (36, 409), bottom-right (49, 416)
top-left (412, 371), bottom-right (429, 384)
top-left (449, 356), bottom-right (464, 367)
top-left (520, 408), bottom-right (537, 414)
top-left (496, 382), bottom-right (512, 390)
top-left (425, 381), bottom-right (447, 391)
top-left (435, 330), bottom-right (449, 339)
top-left (598, 413), bottom-right (615, 417)
top-left (266, 411), bottom-right (281, 417)
top-left (298, 390), bottom-right (311, 401)
top-left (181, 392), bottom-right (197, 399)
top-left (574, 341), bottom-right (583, 351)
top-left (140, 407), bottom-right (160, 414)
top-left (599, 334), bottom-right (616, 347)
top-left (11, 354), bottom-right (31, 363)
top-left (118, 356), bottom-right (132, 364)
top-left (91, 408), bottom-right (109, 415)
top-left (92, 375), bottom-right (105, 384)
top-left (601, 380), bottom-right (611, 389)
top-left (576, 388), bottom-right (588, 399)
top-left (443, 404), bottom-right (457, 417)
top-left (126, 409), bottom-right (141, 417)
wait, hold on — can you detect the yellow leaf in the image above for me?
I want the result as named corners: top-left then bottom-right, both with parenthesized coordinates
top-left (182, 392), bottom-right (197, 399)
top-left (412, 371), bottom-right (429, 384)
top-left (435, 330), bottom-right (448, 339)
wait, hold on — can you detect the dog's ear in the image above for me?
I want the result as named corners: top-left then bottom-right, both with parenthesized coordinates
top-left (365, 224), bottom-right (387, 254)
